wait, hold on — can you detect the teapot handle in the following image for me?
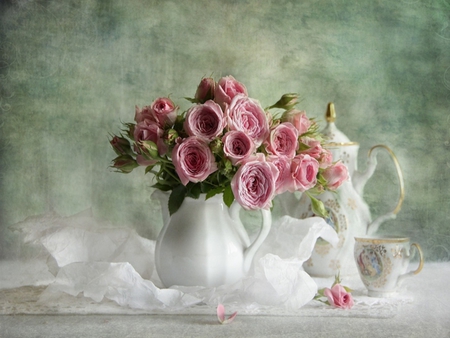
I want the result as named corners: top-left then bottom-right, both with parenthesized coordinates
top-left (229, 203), bottom-right (272, 273)
top-left (363, 145), bottom-right (405, 235)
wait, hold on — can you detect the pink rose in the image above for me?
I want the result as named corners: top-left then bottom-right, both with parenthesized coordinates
top-left (231, 159), bottom-right (279, 210)
top-left (172, 136), bottom-right (218, 186)
top-left (227, 95), bottom-right (270, 147)
top-left (324, 284), bottom-right (354, 309)
top-left (322, 161), bottom-right (348, 190)
top-left (266, 122), bottom-right (299, 158)
top-left (222, 130), bottom-right (256, 165)
top-left (195, 77), bottom-right (215, 103)
top-left (134, 105), bottom-right (153, 123)
top-left (282, 109), bottom-right (311, 135)
top-left (267, 155), bottom-right (291, 194)
top-left (288, 154), bottom-right (319, 192)
top-left (133, 120), bottom-right (168, 156)
top-left (150, 97), bottom-right (178, 128)
top-left (214, 75), bottom-right (248, 108)
top-left (318, 148), bottom-right (333, 169)
top-left (299, 137), bottom-right (323, 159)
top-left (184, 100), bottom-right (226, 142)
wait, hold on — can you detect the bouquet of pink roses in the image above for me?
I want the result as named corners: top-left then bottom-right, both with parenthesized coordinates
top-left (110, 76), bottom-right (348, 216)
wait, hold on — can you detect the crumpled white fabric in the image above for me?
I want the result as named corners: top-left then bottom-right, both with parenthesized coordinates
top-left (12, 209), bottom-right (339, 312)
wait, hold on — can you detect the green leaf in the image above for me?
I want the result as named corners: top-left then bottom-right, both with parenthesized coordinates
top-left (152, 182), bottom-right (173, 191)
top-left (223, 185), bottom-right (234, 208)
top-left (205, 186), bottom-right (223, 199)
top-left (168, 185), bottom-right (187, 215)
top-left (187, 182), bottom-right (202, 199)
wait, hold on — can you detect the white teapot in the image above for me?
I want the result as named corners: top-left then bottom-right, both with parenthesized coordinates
top-left (299, 103), bottom-right (405, 277)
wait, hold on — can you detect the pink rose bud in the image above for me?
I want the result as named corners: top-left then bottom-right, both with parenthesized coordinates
top-left (110, 135), bottom-right (132, 156)
top-left (222, 130), bottom-right (256, 165)
top-left (269, 93), bottom-right (299, 110)
top-left (172, 136), bottom-right (218, 186)
top-left (184, 100), bottom-right (226, 142)
top-left (227, 95), bottom-right (270, 147)
top-left (265, 122), bottom-right (299, 159)
top-left (288, 154), bottom-right (319, 192)
top-left (322, 161), bottom-right (349, 190)
top-left (150, 97), bottom-right (178, 128)
top-left (214, 75), bottom-right (248, 108)
top-left (111, 154), bottom-right (139, 173)
top-left (282, 109), bottom-right (311, 135)
top-left (299, 137), bottom-right (323, 159)
top-left (324, 284), bottom-right (354, 309)
top-left (231, 158), bottom-right (279, 210)
top-left (134, 105), bottom-right (154, 123)
top-left (318, 149), bottom-right (333, 169)
top-left (195, 77), bottom-right (215, 103)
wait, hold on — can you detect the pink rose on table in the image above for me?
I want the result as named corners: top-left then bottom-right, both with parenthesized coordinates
top-left (266, 122), bottom-right (299, 158)
top-left (267, 155), bottom-right (291, 194)
top-left (184, 100), bottom-right (226, 142)
top-left (227, 95), bottom-right (270, 147)
top-left (299, 137), bottom-right (323, 159)
top-left (195, 77), bottom-right (215, 103)
top-left (214, 75), bottom-right (248, 108)
top-left (288, 154), bottom-right (319, 192)
top-left (150, 97), bottom-right (178, 127)
top-left (324, 284), bottom-right (354, 309)
top-left (134, 120), bottom-right (168, 157)
top-left (282, 109), bottom-right (311, 135)
top-left (322, 161), bottom-right (348, 190)
top-left (172, 136), bottom-right (218, 186)
top-left (231, 157), bottom-right (279, 210)
top-left (222, 130), bottom-right (256, 165)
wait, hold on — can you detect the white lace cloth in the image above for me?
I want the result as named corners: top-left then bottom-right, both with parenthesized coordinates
top-left (0, 210), bottom-right (414, 317)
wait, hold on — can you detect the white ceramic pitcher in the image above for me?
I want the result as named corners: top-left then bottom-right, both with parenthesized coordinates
top-left (154, 193), bottom-right (271, 287)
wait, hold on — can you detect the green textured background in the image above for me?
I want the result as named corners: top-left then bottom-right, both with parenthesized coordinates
top-left (0, 0), bottom-right (449, 261)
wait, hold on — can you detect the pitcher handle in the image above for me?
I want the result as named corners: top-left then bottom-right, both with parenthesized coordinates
top-left (365, 145), bottom-right (405, 235)
top-left (229, 203), bottom-right (272, 273)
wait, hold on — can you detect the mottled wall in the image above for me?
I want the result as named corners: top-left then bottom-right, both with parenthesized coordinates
top-left (1, 0), bottom-right (449, 260)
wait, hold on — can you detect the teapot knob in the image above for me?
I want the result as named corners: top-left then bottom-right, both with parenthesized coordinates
top-left (326, 102), bottom-right (336, 123)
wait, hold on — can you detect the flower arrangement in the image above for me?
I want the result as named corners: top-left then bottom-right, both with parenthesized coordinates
top-left (110, 76), bottom-right (348, 215)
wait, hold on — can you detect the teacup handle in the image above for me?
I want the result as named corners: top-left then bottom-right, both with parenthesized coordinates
top-left (229, 203), bottom-right (272, 273)
top-left (363, 145), bottom-right (405, 235)
top-left (398, 242), bottom-right (424, 284)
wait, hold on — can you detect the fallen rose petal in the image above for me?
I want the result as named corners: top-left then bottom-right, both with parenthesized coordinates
top-left (217, 304), bottom-right (238, 324)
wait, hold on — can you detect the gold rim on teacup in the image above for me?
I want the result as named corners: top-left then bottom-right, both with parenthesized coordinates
top-left (354, 236), bottom-right (410, 244)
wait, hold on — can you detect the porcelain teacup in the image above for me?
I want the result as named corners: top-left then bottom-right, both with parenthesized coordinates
top-left (354, 236), bottom-right (424, 297)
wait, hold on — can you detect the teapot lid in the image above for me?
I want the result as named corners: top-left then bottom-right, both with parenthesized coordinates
top-left (321, 102), bottom-right (358, 146)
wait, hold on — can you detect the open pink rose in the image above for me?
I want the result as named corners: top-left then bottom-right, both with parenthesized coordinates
top-left (231, 158), bottom-right (278, 210)
top-left (288, 154), bottom-right (319, 192)
top-left (150, 97), bottom-right (178, 128)
top-left (299, 137), bottom-right (323, 159)
top-left (322, 161), bottom-right (348, 190)
top-left (222, 130), bottom-right (255, 165)
top-left (266, 122), bottom-right (299, 158)
top-left (195, 77), bottom-right (215, 103)
top-left (172, 136), bottom-right (218, 186)
top-left (227, 95), bottom-right (270, 147)
top-left (324, 284), bottom-right (354, 309)
top-left (214, 75), bottom-right (248, 108)
top-left (267, 155), bottom-right (291, 194)
top-left (282, 109), bottom-right (311, 135)
top-left (184, 100), bottom-right (226, 142)
top-left (133, 120), bottom-right (168, 156)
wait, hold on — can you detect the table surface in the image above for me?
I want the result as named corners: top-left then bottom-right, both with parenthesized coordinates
top-left (0, 261), bottom-right (449, 338)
